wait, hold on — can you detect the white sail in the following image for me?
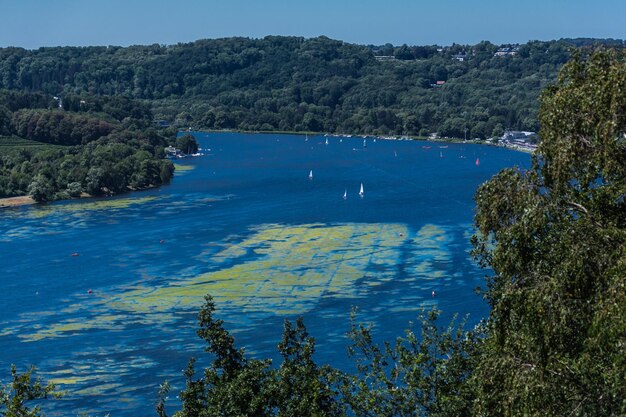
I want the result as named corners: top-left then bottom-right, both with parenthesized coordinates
top-left (309, 170), bottom-right (313, 179)
top-left (343, 189), bottom-right (347, 200)
top-left (359, 183), bottom-right (364, 197)
top-left (325, 138), bottom-right (329, 145)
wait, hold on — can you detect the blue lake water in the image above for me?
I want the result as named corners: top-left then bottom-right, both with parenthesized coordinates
top-left (0, 132), bottom-right (529, 416)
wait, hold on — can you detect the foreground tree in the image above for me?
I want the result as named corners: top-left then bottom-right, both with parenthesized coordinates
top-left (172, 296), bottom-right (274, 417)
top-left (0, 366), bottom-right (60, 417)
top-left (161, 295), bottom-right (343, 417)
top-left (275, 318), bottom-right (342, 417)
top-left (471, 49), bottom-right (626, 416)
top-left (338, 309), bottom-right (480, 417)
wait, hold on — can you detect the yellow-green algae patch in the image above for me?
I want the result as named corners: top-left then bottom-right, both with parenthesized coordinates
top-left (15, 223), bottom-right (407, 340)
top-left (27, 196), bottom-right (158, 218)
top-left (173, 163), bottom-right (195, 172)
top-left (43, 354), bottom-right (157, 400)
top-left (12, 222), bottom-right (456, 342)
top-left (404, 224), bottom-right (452, 280)
top-left (114, 223), bottom-right (411, 315)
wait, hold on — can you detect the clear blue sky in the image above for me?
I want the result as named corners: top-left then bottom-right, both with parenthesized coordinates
top-left (2, 0), bottom-right (624, 49)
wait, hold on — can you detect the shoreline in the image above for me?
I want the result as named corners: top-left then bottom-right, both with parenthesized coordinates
top-left (0, 184), bottom-right (160, 210)
top-left (185, 128), bottom-right (535, 154)
top-left (0, 195), bottom-right (36, 209)
top-left (2, 132), bottom-right (533, 210)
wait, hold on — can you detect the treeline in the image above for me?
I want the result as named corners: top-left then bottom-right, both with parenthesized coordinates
top-left (3, 37), bottom-right (621, 138)
top-left (0, 90), bottom-right (174, 201)
top-left (11, 109), bottom-right (114, 145)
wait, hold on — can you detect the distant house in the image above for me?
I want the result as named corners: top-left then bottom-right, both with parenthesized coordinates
top-left (375, 55), bottom-right (396, 61)
top-left (494, 46), bottom-right (520, 57)
top-left (431, 80), bottom-right (446, 88)
top-left (453, 53), bottom-right (468, 61)
top-left (164, 146), bottom-right (177, 157)
top-left (153, 120), bottom-right (170, 128)
top-left (503, 130), bottom-right (534, 141)
top-left (501, 130), bottom-right (538, 149)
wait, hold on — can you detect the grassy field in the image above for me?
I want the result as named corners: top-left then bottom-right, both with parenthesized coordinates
top-left (0, 136), bottom-right (65, 154)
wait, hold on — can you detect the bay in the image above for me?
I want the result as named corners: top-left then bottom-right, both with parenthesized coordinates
top-left (0, 132), bottom-right (530, 416)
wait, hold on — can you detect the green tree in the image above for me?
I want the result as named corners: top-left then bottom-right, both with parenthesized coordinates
top-left (471, 49), bottom-right (626, 416)
top-left (85, 166), bottom-right (106, 196)
top-left (338, 309), bottom-right (479, 417)
top-left (275, 318), bottom-right (342, 417)
top-left (175, 134), bottom-right (199, 155)
top-left (0, 105), bottom-right (11, 135)
top-left (0, 365), bottom-right (60, 417)
top-left (27, 174), bottom-right (54, 202)
top-left (171, 295), bottom-right (274, 417)
top-left (165, 296), bottom-right (344, 417)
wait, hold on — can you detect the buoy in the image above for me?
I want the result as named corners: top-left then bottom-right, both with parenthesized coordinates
top-left (71, 252), bottom-right (79, 257)
top-left (88, 289), bottom-right (93, 294)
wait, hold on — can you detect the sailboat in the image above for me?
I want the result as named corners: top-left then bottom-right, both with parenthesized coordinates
top-left (475, 158), bottom-right (480, 166)
top-left (305, 134), bottom-right (309, 142)
top-left (325, 138), bottom-right (329, 145)
top-left (343, 189), bottom-right (347, 200)
top-left (309, 170), bottom-right (313, 180)
top-left (359, 183), bottom-right (364, 198)
top-left (363, 139), bottom-right (367, 148)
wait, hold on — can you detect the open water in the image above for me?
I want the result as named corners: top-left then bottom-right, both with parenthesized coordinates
top-left (0, 132), bottom-right (529, 416)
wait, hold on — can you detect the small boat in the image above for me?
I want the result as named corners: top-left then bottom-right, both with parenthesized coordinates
top-left (440, 151), bottom-right (443, 158)
top-left (359, 183), bottom-right (364, 198)
top-left (343, 189), bottom-right (347, 200)
top-left (475, 158), bottom-right (480, 166)
top-left (309, 170), bottom-right (313, 180)
top-left (71, 252), bottom-right (79, 257)
top-left (394, 151), bottom-right (398, 157)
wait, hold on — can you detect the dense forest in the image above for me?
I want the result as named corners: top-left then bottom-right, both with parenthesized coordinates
top-left (2, 49), bottom-right (625, 417)
top-left (0, 90), bottom-right (174, 201)
top-left (0, 37), bottom-right (613, 138)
